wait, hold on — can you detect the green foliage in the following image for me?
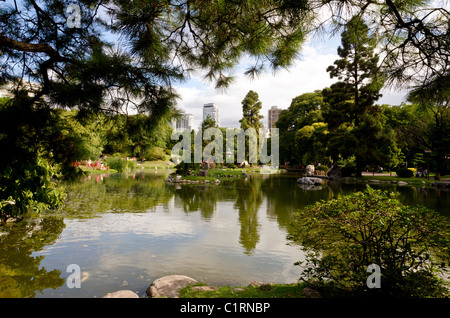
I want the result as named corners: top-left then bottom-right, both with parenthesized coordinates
top-left (337, 156), bottom-right (356, 167)
top-left (106, 157), bottom-right (127, 173)
top-left (295, 122), bottom-right (329, 165)
top-left (407, 76), bottom-right (450, 175)
top-left (240, 91), bottom-right (264, 131)
top-left (396, 167), bottom-right (414, 178)
top-left (277, 90), bottom-right (327, 165)
top-left (104, 156), bottom-right (137, 173)
top-left (180, 282), bottom-right (308, 298)
top-left (144, 147), bottom-right (166, 161)
top-left (54, 110), bottom-right (106, 161)
top-left (336, 155), bottom-right (356, 177)
top-left (103, 114), bottom-right (174, 158)
top-left (0, 95), bottom-right (66, 218)
top-left (323, 16), bottom-right (385, 176)
top-left (174, 161), bottom-right (200, 176)
top-left (289, 187), bottom-right (450, 297)
top-left (239, 91), bottom-right (264, 164)
top-left (0, 156), bottom-right (66, 218)
top-left (201, 117), bottom-right (218, 131)
top-left (412, 153), bottom-right (426, 168)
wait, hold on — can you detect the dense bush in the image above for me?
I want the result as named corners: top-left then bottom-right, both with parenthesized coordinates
top-left (315, 165), bottom-right (329, 171)
top-left (106, 156), bottom-right (127, 172)
top-left (396, 167), bottom-right (414, 178)
top-left (1, 157), bottom-right (65, 219)
top-left (289, 187), bottom-right (450, 297)
top-left (144, 147), bottom-right (166, 161)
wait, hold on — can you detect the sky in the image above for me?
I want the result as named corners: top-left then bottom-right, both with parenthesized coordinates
top-left (173, 34), bottom-right (408, 129)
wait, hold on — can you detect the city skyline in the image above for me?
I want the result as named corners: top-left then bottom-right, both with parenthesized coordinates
top-left (174, 34), bottom-right (407, 129)
top-left (175, 101), bottom-right (274, 130)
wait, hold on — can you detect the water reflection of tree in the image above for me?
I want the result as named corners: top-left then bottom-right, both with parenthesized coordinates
top-left (0, 218), bottom-right (66, 297)
top-left (172, 185), bottom-right (219, 220)
top-left (56, 172), bottom-right (175, 217)
top-left (233, 178), bottom-right (263, 255)
top-left (261, 174), bottom-right (345, 230)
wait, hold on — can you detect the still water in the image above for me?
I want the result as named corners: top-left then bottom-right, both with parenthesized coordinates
top-left (0, 170), bottom-right (448, 298)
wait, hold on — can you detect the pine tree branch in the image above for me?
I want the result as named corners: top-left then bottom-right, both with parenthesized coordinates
top-left (0, 34), bottom-right (59, 58)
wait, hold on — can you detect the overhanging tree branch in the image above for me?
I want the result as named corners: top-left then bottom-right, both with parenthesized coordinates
top-left (0, 34), bottom-right (58, 58)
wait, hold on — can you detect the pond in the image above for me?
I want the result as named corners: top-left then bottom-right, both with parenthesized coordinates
top-left (0, 170), bottom-right (448, 298)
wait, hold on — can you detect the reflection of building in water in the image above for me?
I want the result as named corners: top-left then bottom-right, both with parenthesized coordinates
top-left (203, 103), bottom-right (220, 126)
top-left (170, 111), bottom-right (194, 132)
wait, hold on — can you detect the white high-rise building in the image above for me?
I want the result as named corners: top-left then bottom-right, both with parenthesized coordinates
top-left (170, 112), bottom-right (194, 132)
top-left (203, 103), bottom-right (220, 126)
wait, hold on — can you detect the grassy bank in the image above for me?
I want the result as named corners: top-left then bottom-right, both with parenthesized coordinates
top-left (169, 167), bottom-right (274, 183)
top-left (356, 175), bottom-right (435, 186)
top-left (79, 166), bottom-right (118, 174)
top-left (353, 175), bottom-right (450, 187)
top-left (137, 159), bottom-right (176, 170)
top-left (179, 282), bottom-right (309, 298)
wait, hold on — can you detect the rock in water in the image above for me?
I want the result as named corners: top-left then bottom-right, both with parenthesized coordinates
top-left (327, 164), bottom-right (343, 180)
top-left (103, 290), bottom-right (139, 298)
top-left (146, 275), bottom-right (197, 298)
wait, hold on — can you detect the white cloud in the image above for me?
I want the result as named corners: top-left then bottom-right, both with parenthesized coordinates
top-left (174, 44), bottom-right (339, 128)
top-left (174, 40), bottom-right (407, 129)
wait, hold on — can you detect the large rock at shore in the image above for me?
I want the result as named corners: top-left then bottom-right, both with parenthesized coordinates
top-left (146, 275), bottom-right (197, 298)
top-left (305, 165), bottom-right (315, 177)
top-left (297, 177), bottom-right (323, 185)
top-left (327, 164), bottom-right (343, 181)
top-left (103, 290), bottom-right (139, 298)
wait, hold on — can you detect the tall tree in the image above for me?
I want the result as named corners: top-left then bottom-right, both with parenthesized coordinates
top-left (323, 16), bottom-right (384, 176)
top-left (240, 90), bottom-right (263, 165)
top-left (240, 90), bottom-right (264, 131)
